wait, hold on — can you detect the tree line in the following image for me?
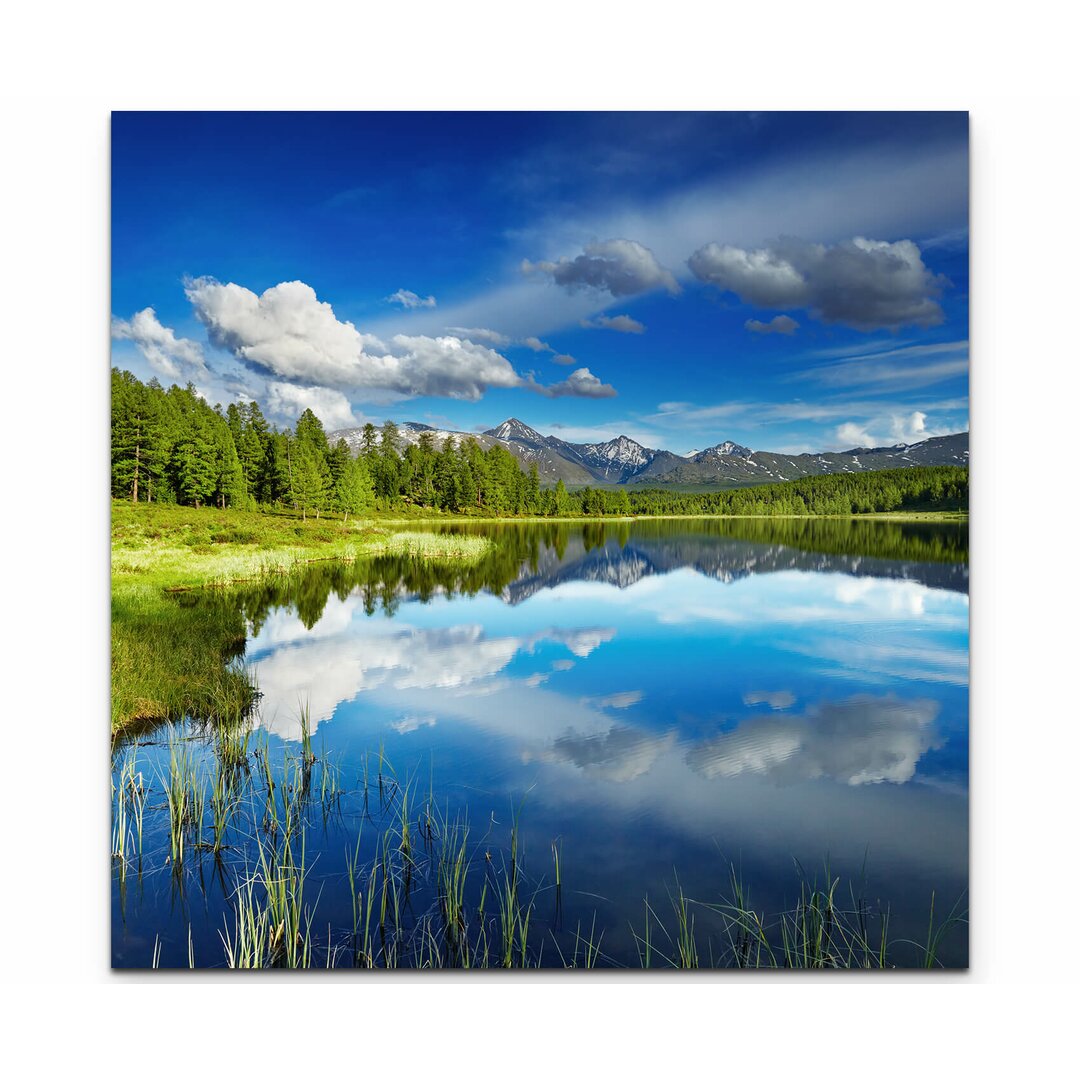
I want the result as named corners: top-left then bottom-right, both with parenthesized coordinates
top-left (112, 368), bottom-right (968, 518)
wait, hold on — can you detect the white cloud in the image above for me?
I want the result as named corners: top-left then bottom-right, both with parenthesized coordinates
top-left (689, 236), bottom-right (948, 331)
top-left (833, 409), bottom-right (956, 449)
top-left (521, 336), bottom-right (553, 352)
top-left (581, 313), bottom-right (646, 334)
top-left (264, 382), bottom-right (359, 429)
top-left (535, 367), bottom-right (617, 399)
top-left (111, 307), bottom-right (208, 380)
top-left (796, 341), bottom-right (969, 392)
top-left (551, 353), bottom-right (577, 366)
top-left (386, 288), bottom-right (436, 309)
top-left (745, 314), bottom-right (799, 335)
top-left (523, 238), bottom-right (680, 297)
top-left (446, 326), bottom-right (510, 347)
top-left (185, 277), bottom-right (610, 402)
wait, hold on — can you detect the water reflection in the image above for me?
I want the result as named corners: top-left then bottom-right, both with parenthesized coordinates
top-left (685, 695), bottom-right (941, 785)
top-left (117, 518), bottom-right (970, 967)
top-left (251, 613), bottom-right (618, 740)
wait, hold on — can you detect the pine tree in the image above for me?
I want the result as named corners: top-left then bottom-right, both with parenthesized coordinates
top-left (173, 406), bottom-right (217, 508)
top-left (334, 455), bottom-right (374, 524)
top-left (213, 425), bottom-right (248, 509)
top-left (111, 368), bottom-right (152, 502)
top-left (292, 441), bottom-right (329, 521)
top-left (553, 479), bottom-right (570, 516)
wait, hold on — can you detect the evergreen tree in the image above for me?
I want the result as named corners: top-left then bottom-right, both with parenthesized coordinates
top-left (111, 368), bottom-right (151, 502)
top-left (334, 455), bottom-right (375, 524)
top-left (173, 405), bottom-right (217, 507)
top-left (292, 441), bottom-right (329, 521)
top-left (553, 479), bottom-right (570, 516)
top-left (212, 425), bottom-right (248, 509)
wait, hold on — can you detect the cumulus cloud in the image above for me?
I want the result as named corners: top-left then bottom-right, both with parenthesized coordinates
top-left (446, 326), bottom-right (510, 347)
top-left (111, 307), bottom-right (208, 380)
top-left (745, 314), bottom-right (799, 335)
top-left (689, 236), bottom-right (948, 331)
top-left (265, 382), bottom-right (360, 429)
top-left (551, 353), bottom-right (577, 366)
top-left (581, 313), bottom-right (647, 334)
top-left (386, 288), bottom-right (436, 309)
top-left (523, 238), bottom-right (680, 297)
top-left (534, 367), bottom-right (617, 399)
top-left (185, 277), bottom-right (610, 402)
top-left (686, 695), bottom-right (941, 786)
top-left (834, 410), bottom-right (955, 449)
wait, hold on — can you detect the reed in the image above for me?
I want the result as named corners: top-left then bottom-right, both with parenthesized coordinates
top-left (163, 733), bottom-right (197, 867)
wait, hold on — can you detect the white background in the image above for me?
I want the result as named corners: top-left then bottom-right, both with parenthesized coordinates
top-left (1, 0), bottom-right (1077, 1072)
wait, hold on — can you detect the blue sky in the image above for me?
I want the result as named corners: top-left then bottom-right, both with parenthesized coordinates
top-left (111, 112), bottom-right (968, 454)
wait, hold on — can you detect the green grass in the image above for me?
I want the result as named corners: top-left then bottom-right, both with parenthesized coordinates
top-left (111, 502), bottom-right (492, 734)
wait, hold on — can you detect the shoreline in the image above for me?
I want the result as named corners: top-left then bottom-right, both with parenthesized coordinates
top-left (373, 510), bottom-right (969, 525)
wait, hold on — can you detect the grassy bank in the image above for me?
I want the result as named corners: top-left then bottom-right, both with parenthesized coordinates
top-left (111, 502), bottom-right (491, 734)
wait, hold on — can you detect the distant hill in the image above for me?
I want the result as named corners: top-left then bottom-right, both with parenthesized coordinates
top-left (327, 418), bottom-right (969, 491)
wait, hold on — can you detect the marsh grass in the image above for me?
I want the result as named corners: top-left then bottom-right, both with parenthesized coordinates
top-left (374, 531), bottom-right (491, 560)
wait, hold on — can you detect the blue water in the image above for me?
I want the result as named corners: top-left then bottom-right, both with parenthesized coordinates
top-left (111, 519), bottom-right (969, 968)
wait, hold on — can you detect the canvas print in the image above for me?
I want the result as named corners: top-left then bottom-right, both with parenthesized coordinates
top-left (110, 112), bottom-right (969, 969)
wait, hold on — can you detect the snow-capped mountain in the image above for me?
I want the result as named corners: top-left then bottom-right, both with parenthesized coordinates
top-left (487, 417), bottom-right (546, 444)
top-left (328, 417), bottom-right (969, 491)
top-left (694, 440), bottom-right (753, 460)
top-left (562, 435), bottom-right (657, 484)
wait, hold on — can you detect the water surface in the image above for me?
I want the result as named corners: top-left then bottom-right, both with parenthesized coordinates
top-left (112, 518), bottom-right (968, 968)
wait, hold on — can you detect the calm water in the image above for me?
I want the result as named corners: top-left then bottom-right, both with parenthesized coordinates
top-left (112, 518), bottom-right (969, 968)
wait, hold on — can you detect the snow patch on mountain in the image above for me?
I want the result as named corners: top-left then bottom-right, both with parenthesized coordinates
top-left (485, 417), bottom-right (546, 443)
top-left (692, 440), bottom-right (753, 461)
top-left (577, 435), bottom-right (654, 470)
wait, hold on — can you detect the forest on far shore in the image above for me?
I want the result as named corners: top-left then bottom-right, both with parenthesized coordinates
top-left (111, 368), bottom-right (968, 519)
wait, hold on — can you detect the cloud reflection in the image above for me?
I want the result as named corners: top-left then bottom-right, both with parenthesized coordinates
top-left (686, 695), bottom-right (941, 786)
top-left (252, 611), bottom-right (617, 740)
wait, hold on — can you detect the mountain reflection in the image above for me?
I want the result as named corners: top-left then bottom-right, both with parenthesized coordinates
top-left (175, 517), bottom-right (967, 813)
top-left (206, 517), bottom-right (968, 649)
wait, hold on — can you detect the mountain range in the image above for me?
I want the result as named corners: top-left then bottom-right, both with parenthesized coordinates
top-left (327, 417), bottom-right (969, 490)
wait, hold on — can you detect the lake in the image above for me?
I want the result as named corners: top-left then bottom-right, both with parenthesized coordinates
top-left (111, 517), bottom-right (969, 968)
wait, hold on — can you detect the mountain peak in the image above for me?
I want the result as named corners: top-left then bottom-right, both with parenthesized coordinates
top-left (695, 440), bottom-right (753, 460)
top-left (576, 433), bottom-right (654, 472)
top-left (486, 417), bottom-right (545, 443)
